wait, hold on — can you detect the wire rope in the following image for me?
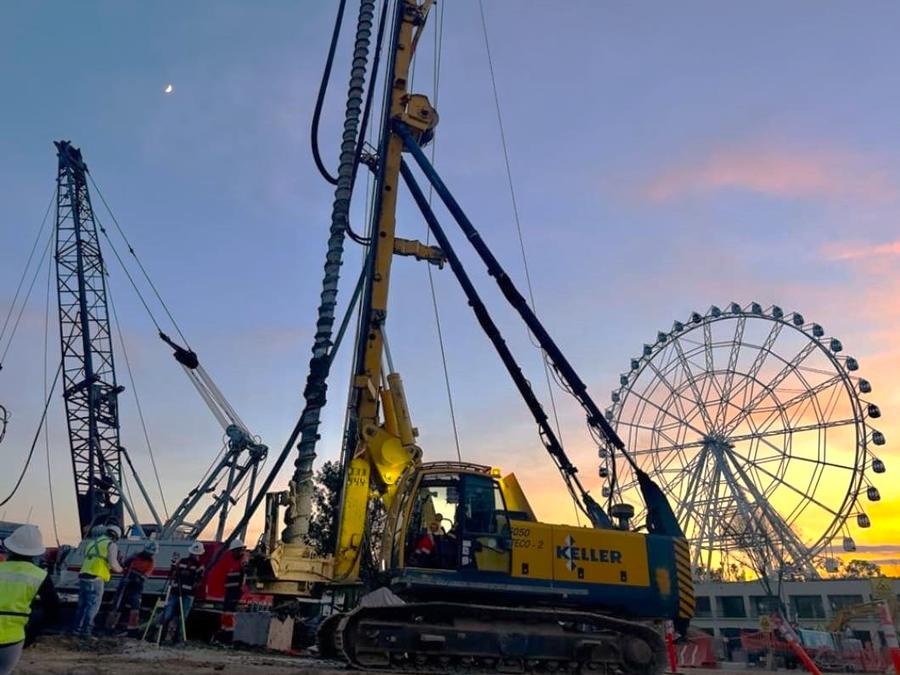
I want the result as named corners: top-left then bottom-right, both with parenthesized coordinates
top-left (42, 252), bottom-right (60, 546)
top-left (421, 0), bottom-right (462, 462)
top-left (0, 229), bottom-right (55, 369)
top-left (88, 174), bottom-right (192, 348)
top-left (0, 361), bottom-right (63, 508)
top-left (0, 188), bottom-right (54, 355)
top-left (477, 0), bottom-right (578, 521)
top-left (108, 283), bottom-right (170, 518)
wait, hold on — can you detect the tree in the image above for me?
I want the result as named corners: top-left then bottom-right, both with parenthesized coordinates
top-left (840, 559), bottom-right (882, 579)
top-left (305, 460), bottom-right (343, 557)
top-left (693, 565), bottom-right (725, 582)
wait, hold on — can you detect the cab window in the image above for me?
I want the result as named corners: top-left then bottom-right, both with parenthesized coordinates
top-left (404, 476), bottom-right (460, 570)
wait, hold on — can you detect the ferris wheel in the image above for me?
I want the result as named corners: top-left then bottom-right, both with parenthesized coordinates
top-left (605, 302), bottom-right (886, 578)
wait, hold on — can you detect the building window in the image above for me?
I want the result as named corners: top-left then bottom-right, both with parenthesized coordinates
top-left (750, 595), bottom-right (779, 617)
top-left (828, 594), bottom-right (864, 612)
top-left (791, 595), bottom-right (826, 619)
top-left (695, 596), bottom-right (712, 618)
top-left (717, 595), bottom-right (747, 618)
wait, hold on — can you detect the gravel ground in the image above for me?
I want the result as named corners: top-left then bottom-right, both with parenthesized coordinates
top-left (15, 636), bottom-right (351, 675)
top-left (14, 637), bottom-right (827, 675)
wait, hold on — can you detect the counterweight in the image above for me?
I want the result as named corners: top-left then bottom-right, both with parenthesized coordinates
top-left (54, 140), bottom-right (124, 534)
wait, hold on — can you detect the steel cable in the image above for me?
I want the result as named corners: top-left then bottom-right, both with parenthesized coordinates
top-left (422, 0), bottom-right (463, 462)
top-left (0, 188), bottom-right (55, 356)
top-left (0, 362), bottom-right (62, 508)
top-left (108, 285), bottom-right (170, 518)
top-left (42, 253), bottom-right (60, 546)
top-left (477, 1), bottom-right (578, 521)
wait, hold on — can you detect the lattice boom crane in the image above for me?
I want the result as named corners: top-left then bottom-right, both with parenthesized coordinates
top-left (54, 140), bottom-right (124, 534)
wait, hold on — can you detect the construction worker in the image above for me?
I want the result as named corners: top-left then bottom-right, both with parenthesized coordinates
top-left (110, 541), bottom-right (157, 635)
top-left (162, 541), bottom-right (205, 643)
top-left (0, 525), bottom-right (59, 675)
top-left (72, 524), bottom-right (123, 637)
top-left (410, 513), bottom-right (444, 568)
top-left (217, 539), bottom-right (248, 643)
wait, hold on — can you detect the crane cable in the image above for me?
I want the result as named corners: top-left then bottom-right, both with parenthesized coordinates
top-left (476, 1), bottom-right (578, 521)
top-left (42, 253), bottom-right (60, 546)
top-left (88, 175), bottom-right (192, 349)
top-left (422, 0), bottom-right (462, 462)
top-left (0, 361), bottom-right (62, 509)
top-left (108, 284), bottom-right (170, 518)
top-left (89, 177), bottom-right (247, 438)
top-left (0, 190), bottom-right (56, 370)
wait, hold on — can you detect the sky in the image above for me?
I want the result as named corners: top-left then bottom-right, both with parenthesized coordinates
top-left (0, 2), bottom-right (898, 574)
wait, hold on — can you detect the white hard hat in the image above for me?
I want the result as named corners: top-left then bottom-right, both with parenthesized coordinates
top-left (4, 525), bottom-right (45, 557)
top-left (228, 538), bottom-right (245, 551)
top-left (144, 541), bottom-right (159, 554)
top-left (188, 541), bottom-right (205, 556)
top-left (105, 525), bottom-right (122, 539)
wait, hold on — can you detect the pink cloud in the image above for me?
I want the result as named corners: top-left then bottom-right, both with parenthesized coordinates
top-left (820, 239), bottom-right (900, 261)
top-left (643, 144), bottom-right (897, 203)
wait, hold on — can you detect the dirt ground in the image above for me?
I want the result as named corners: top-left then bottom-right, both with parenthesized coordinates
top-left (15, 636), bottom-right (352, 675)
top-left (14, 638), bottom-right (802, 675)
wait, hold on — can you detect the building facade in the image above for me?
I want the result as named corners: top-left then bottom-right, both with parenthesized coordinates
top-left (693, 577), bottom-right (899, 648)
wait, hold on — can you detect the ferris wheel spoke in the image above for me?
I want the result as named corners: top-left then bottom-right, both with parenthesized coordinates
top-left (714, 317), bottom-right (747, 430)
top-left (752, 453), bottom-right (856, 472)
top-left (702, 320), bottom-right (714, 374)
top-left (725, 323), bottom-right (784, 423)
top-left (670, 337), bottom-right (716, 430)
top-left (626, 390), bottom-right (708, 437)
top-left (628, 439), bottom-right (706, 456)
top-left (722, 340), bottom-right (818, 437)
top-left (725, 445), bottom-right (841, 518)
top-left (748, 373), bottom-right (843, 438)
top-left (645, 358), bottom-right (708, 432)
top-left (724, 417), bottom-right (857, 445)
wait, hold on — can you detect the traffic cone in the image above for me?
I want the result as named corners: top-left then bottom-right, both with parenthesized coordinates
top-left (877, 602), bottom-right (900, 674)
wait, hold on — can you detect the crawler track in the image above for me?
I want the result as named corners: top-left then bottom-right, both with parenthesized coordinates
top-left (328, 602), bottom-right (667, 674)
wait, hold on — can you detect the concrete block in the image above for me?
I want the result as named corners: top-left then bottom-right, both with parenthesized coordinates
top-left (234, 611), bottom-right (295, 652)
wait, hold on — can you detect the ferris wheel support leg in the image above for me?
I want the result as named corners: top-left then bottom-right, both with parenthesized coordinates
top-left (786, 640), bottom-right (823, 675)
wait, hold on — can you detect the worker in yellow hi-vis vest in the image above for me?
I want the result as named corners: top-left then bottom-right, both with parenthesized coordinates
top-left (72, 524), bottom-right (123, 637)
top-left (0, 525), bottom-right (59, 675)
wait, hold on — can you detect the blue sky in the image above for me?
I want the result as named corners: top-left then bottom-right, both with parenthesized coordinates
top-left (1, 2), bottom-right (898, 563)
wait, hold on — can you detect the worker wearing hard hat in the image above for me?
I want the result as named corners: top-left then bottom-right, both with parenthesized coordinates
top-left (0, 525), bottom-right (59, 675)
top-left (109, 541), bottom-right (157, 635)
top-left (72, 523), bottom-right (124, 637)
top-left (161, 541), bottom-right (205, 643)
top-left (217, 539), bottom-right (248, 643)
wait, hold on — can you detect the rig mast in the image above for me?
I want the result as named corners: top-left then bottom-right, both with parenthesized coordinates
top-left (54, 140), bottom-right (124, 534)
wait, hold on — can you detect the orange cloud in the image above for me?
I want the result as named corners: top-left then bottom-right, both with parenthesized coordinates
top-left (642, 144), bottom-right (896, 203)
top-left (820, 240), bottom-right (900, 261)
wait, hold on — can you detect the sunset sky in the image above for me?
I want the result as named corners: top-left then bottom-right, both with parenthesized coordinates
top-left (0, 2), bottom-right (897, 574)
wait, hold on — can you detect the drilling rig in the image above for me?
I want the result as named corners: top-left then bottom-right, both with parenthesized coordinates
top-left (224, 1), bottom-right (695, 672)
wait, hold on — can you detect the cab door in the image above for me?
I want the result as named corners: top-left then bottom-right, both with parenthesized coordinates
top-left (459, 474), bottom-right (511, 573)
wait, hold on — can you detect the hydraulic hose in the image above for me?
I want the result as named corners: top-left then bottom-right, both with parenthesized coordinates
top-left (311, 0), bottom-right (349, 185)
